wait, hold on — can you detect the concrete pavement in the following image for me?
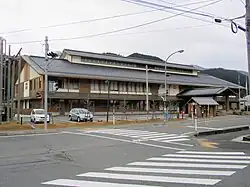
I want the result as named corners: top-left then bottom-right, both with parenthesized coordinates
top-left (1, 115), bottom-right (250, 187)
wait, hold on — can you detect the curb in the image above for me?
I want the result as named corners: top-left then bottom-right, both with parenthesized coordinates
top-left (243, 136), bottom-right (250, 141)
top-left (194, 125), bottom-right (250, 137)
top-left (0, 129), bottom-right (61, 136)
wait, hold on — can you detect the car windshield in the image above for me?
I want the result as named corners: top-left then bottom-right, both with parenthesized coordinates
top-left (79, 110), bottom-right (85, 114)
top-left (35, 110), bottom-right (45, 114)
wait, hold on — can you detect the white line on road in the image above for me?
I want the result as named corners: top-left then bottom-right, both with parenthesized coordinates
top-left (181, 132), bottom-right (195, 136)
top-left (105, 166), bottom-right (235, 176)
top-left (148, 157), bottom-right (250, 164)
top-left (63, 131), bottom-right (185, 151)
top-left (178, 151), bottom-right (246, 155)
top-left (152, 135), bottom-right (188, 141)
top-left (78, 172), bottom-right (221, 186)
top-left (128, 161), bottom-right (247, 169)
top-left (0, 132), bottom-right (63, 138)
top-left (161, 140), bottom-right (194, 147)
top-left (42, 179), bottom-right (156, 187)
top-left (137, 134), bottom-right (176, 139)
top-left (186, 126), bottom-right (218, 130)
top-left (164, 154), bottom-right (250, 159)
top-left (113, 131), bottom-right (158, 136)
top-left (164, 138), bottom-right (190, 142)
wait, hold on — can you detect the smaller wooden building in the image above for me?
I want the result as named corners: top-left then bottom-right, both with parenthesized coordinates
top-left (187, 97), bottom-right (219, 117)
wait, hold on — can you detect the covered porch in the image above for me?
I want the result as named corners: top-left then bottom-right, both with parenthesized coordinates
top-left (178, 87), bottom-right (240, 114)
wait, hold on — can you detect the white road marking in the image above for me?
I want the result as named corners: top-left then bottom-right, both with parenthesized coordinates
top-left (164, 138), bottom-right (190, 142)
top-left (113, 132), bottom-right (158, 136)
top-left (131, 133), bottom-right (175, 138)
top-left (85, 129), bottom-right (192, 146)
top-left (128, 161), bottom-right (247, 169)
top-left (178, 151), bottom-right (246, 155)
top-left (186, 126), bottom-right (218, 130)
top-left (181, 132), bottom-right (194, 136)
top-left (105, 166), bottom-right (235, 176)
top-left (152, 135), bottom-right (188, 141)
top-left (78, 172), bottom-right (221, 185)
top-left (148, 157), bottom-right (250, 164)
top-left (140, 134), bottom-right (177, 139)
top-left (165, 154), bottom-right (250, 159)
top-left (42, 179), bottom-right (156, 187)
top-left (0, 132), bottom-right (63, 138)
top-left (232, 135), bottom-right (250, 144)
top-left (162, 140), bottom-right (194, 147)
top-left (63, 131), bottom-right (185, 151)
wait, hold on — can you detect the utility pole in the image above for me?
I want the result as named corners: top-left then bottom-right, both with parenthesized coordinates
top-left (17, 56), bottom-right (21, 123)
top-left (146, 65), bottom-right (149, 120)
top-left (44, 36), bottom-right (49, 130)
top-left (7, 45), bottom-right (11, 122)
top-left (106, 80), bottom-right (110, 122)
top-left (246, 0), bottom-right (250, 95)
top-left (11, 57), bottom-right (15, 119)
top-left (0, 38), bottom-right (3, 123)
top-left (164, 59), bottom-right (167, 125)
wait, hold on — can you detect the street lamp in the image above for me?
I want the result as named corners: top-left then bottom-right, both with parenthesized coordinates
top-left (164, 49), bottom-right (184, 125)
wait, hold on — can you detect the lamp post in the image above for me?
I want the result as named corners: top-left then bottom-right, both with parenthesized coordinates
top-left (164, 49), bottom-right (184, 125)
top-left (106, 80), bottom-right (110, 122)
top-left (44, 36), bottom-right (60, 130)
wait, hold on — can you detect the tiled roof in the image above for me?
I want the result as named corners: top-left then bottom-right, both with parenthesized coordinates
top-left (63, 49), bottom-right (197, 70)
top-left (178, 87), bottom-right (229, 96)
top-left (23, 55), bottom-right (242, 89)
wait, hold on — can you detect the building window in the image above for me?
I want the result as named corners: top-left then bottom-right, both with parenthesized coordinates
top-left (25, 82), bottom-right (28, 90)
top-left (139, 83), bottom-right (143, 92)
top-left (70, 78), bottom-right (79, 89)
top-left (127, 83), bottom-right (132, 92)
top-left (110, 81), bottom-right (118, 91)
top-left (58, 79), bottom-right (64, 89)
top-left (131, 83), bottom-right (135, 92)
top-left (33, 79), bottom-right (36, 90)
top-left (39, 77), bottom-right (42, 89)
top-left (30, 80), bottom-right (33, 91)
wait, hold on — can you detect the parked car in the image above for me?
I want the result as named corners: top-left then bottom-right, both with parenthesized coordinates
top-left (69, 108), bottom-right (93, 122)
top-left (30, 109), bottom-right (50, 124)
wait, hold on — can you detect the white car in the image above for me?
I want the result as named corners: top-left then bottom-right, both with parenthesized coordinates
top-left (30, 109), bottom-right (50, 124)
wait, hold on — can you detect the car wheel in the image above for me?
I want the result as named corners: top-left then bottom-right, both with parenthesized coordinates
top-left (90, 118), bottom-right (93, 122)
top-left (77, 117), bottom-right (81, 122)
top-left (69, 116), bottom-right (72, 121)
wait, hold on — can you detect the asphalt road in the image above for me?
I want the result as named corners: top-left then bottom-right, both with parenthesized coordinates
top-left (1, 115), bottom-right (250, 187)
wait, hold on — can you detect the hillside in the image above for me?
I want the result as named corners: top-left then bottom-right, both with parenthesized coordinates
top-left (202, 68), bottom-right (248, 88)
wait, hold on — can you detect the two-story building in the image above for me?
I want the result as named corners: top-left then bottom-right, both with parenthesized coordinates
top-left (15, 49), bottom-right (242, 116)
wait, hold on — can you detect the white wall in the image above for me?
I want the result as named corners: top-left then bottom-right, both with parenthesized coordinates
top-left (30, 66), bottom-right (40, 79)
top-left (158, 84), bottom-right (180, 96)
top-left (16, 68), bottom-right (25, 84)
top-left (71, 55), bottom-right (81, 63)
top-left (16, 64), bottom-right (40, 84)
top-left (23, 81), bottom-right (30, 98)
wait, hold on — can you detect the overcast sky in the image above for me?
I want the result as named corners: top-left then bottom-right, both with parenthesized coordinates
top-left (0, 0), bottom-right (247, 71)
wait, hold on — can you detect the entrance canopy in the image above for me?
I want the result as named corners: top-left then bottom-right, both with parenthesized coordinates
top-left (191, 97), bottom-right (219, 106)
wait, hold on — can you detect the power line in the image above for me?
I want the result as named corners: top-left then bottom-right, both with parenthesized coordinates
top-left (154, 0), bottom-right (224, 18)
top-left (9, 0), bottom-right (223, 45)
top-left (0, 0), bottom-right (212, 36)
top-left (122, 0), bottom-right (229, 27)
top-left (239, 0), bottom-right (245, 6)
top-left (124, 0), bottom-right (223, 19)
top-left (93, 23), bottom-right (213, 37)
top-left (152, 0), bottom-right (246, 23)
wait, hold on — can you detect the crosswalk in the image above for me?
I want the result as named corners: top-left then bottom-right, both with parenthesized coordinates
top-left (42, 151), bottom-right (250, 186)
top-left (84, 128), bottom-right (193, 146)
